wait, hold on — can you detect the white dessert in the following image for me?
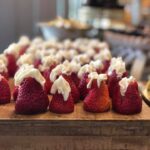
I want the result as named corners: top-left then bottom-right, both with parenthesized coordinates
top-left (51, 76), bottom-right (71, 101)
top-left (17, 53), bottom-right (34, 66)
top-left (87, 72), bottom-right (107, 88)
top-left (0, 60), bottom-right (7, 73)
top-left (108, 57), bottom-right (126, 77)
top-left (4, 43), bottom-right (21, 58)
top-left (119, 76), bottom-right (135, 96)
top-left (14, 64), bottom-right (45, 87)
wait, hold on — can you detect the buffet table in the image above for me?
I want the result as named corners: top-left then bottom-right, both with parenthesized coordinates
top-left (0, 80), bottom-right (149, 150)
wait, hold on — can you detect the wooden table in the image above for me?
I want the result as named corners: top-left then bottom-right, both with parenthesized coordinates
top-left (0, 80), bottom-right (149, 150)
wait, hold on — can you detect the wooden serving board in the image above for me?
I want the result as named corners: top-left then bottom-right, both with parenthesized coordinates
top-left (0, 101), bottom-right (149, 121)
top-left (0, 79), bottom-right (149, 150)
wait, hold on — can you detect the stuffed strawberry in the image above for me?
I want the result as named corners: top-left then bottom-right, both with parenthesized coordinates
top-left (50, 62), bottom-right (80, 103)
top-left (107, 57), bottom-right (128, 98)
top-left (14, 65), bottom-right (49, 114)
top-left (89, 60), bottom-right (104, 74)
top-left (112, 76), bottom-right (142, 115)
top-left (4, 43), bottom-right (21, 77)
top-left (0, 75), bottom-right (11, 104)
top-left (49, 76), bottom-right (74, 113)
top-left (78, 64), bottom-right (96, 100)
top-left (39, 56), bottom-right (58, 94)
top-left (17, 36), bottom-right (30, 56)
top-left (83, 72), bottom-right (111, 113)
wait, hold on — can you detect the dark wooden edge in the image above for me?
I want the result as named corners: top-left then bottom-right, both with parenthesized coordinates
top-left (0, 120), bottom-right (149, 136)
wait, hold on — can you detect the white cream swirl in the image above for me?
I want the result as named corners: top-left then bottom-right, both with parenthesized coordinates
top-left (14, 65), bottom-right (45, 87)
top-left (51, 76), bottom-right (71, 101)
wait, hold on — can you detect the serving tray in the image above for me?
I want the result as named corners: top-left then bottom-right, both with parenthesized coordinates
top-left (0, 79), bottom-right (149, 150)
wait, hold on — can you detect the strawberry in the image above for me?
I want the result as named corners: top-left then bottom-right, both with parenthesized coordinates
top-left (112, 81), bottom-right (142, 115)
top-left (13, 86), bottom-right (19, 101)
top-left (84, 81), bottom-right (111, 113)
top-left (42, 68), bottom-right (54, 94)
top-left (71, 73), bottom-right (80, 87)
top-left (6, 54), bottom-right (18, 77)
top-left (15, 77), bottom-right (49, 114)
top-left (0, 75), bottom-right (11, 104)
top-left (34, 59), bottom-right (41, 68)
top-left (49, 93), bottom-right (74, 114)
top-left (101, 60), bottom-right (110, 73)
top-left (0, 72), bottom-right (9, 80)
top-left (78, 73), bottom-right (89, 100)
top-left (108, 70), bottom-right (128, 99)
top-left (63, 74), bottom-right (80, 103)
top-left (19, 45), bottom-right (29, 56)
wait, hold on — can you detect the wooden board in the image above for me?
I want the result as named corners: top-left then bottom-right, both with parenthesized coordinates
top-left (0, 101), bottom-right (149, 121)
top-left (1, 79), bottom-right (149, 121)
top-left (0, 79), bottom-right (150, 150)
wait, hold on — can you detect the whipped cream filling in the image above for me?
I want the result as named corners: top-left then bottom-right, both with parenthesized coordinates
top-left (94, 48), bottom-right (111, 61)
top-left (72, 54), bottom-right (90, 65)
top-left (90, 60), bottom-right (103, 70)
top-left (50, 64), bottom-right (64, 82)
top-left (78, 64), bottom-right (96, 79)
top-left (0, 60), bottom-right (7, 73)
top-left (87, 72), bottom-right (107, 88)
top-left (0, 54), bottom-right (8, 65)
top-left (51, 76), bottom-right (71, 101)
top-left (39, 55), bottom-right (58, 71)
top-left (17, 54), bottom-right (34, 66)
top-left (4, 43), bottom-right (21, 58)
top-left (18, 36), bottom-right (30, 46)
top-left (14, 65), bottom-right (45, 87)
top-left (63, 60), bottom-right (81, 74)
top-left (31, 37), bottom-right (43, 45)
top-left (86, 48), bottom-right (96, 57)
top-left (119, 76), bottom-right (135, 96)
top-left (108, 57), bottom-right (126, 77)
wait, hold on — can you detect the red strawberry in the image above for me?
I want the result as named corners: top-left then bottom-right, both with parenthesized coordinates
top-left (63, 74), bottom-right (80, 103)
top-left (49, 93), bottom-right (74, 114)
top-left (15, 77), bottom-right (49, 114)
top-left (13, 86), bottom-right (19, 101)
top-left (19, 45), bottom-right (29, 56)
top-left (112, 81), bottom-right (142, 115)
top-left (84, 81), bottom-right (111, 113)
top-left (0, 75), bottom-right (11, 104)
top-left (78, 73), bottom-right (89, 100)
top-left (42, 69), bottom-right (53, 94)
top-left (6, 54), bottom-right (18, 77)
top-left (34, 59), bottom-right (41, 68)
top-left (71, 73), bottom-right (80, 87)
top-left (0, 71), bottom-right (9, 80)
top-left (101, 60), bottom-right (110, 73)
top-left (108, 70), bottom-right (128, 99)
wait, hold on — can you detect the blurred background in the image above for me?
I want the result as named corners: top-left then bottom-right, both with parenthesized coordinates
top-left (0, 0), bottom-right (150, 80)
